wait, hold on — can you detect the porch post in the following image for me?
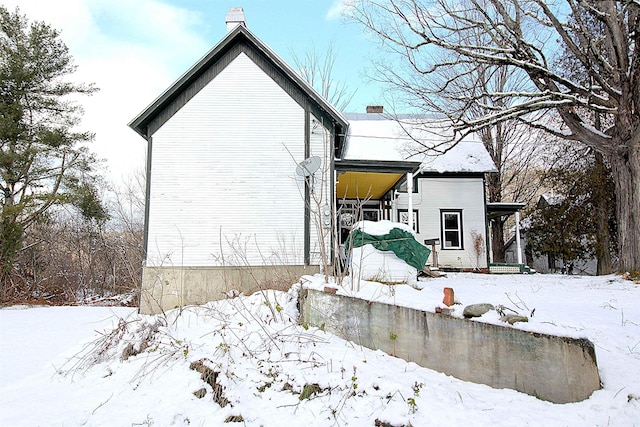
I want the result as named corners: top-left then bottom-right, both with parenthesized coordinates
top-left (392, 190), bottom-right (398, 224)
top-left (407, 172), bottom-right (414, 231)
top-left (515, 211), bottom-right (523, 264)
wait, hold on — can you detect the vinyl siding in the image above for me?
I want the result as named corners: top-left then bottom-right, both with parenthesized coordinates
top-left (146, 53), bottom-right (311, 267)
top-left (395, 177), bottom-right (488, 269)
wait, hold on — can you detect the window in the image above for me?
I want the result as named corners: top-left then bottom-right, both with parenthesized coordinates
top-left (396, 175), bottom-right (419, 193)
top-left (441, 210), bottom-right (463, 249)
top-left (398, 209), bottom-right (419, 233)
top-left (337, 200), bottom-right (381, 244)
top-left (362, 209), bottom-right (379, 222)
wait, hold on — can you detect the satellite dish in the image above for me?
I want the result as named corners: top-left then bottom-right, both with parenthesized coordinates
top-left (296, 156), bottom-right (322, 177)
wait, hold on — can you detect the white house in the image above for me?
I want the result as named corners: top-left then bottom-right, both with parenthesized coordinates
top-left (129, 9), bottom-right (348, 313)
top-left (130, 9), bottom-right (503, 314)
top-left (335, 111), bottom-right (498, 271)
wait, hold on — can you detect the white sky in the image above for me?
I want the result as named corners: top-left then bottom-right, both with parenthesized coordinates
top-left (3, 0), bottom-right (379, 184)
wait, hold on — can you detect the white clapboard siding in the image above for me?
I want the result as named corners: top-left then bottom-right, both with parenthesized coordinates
top-left (147, 53), bottom-right (310, 267)
top-left (396, 177), bottom-right (488, 269)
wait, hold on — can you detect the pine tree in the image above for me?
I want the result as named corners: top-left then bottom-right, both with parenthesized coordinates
top-left (0, 7), bottom-right (103, 295)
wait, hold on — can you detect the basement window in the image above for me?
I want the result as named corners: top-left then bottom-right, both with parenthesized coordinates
top-left (441, 210), bottom-right (463, 250)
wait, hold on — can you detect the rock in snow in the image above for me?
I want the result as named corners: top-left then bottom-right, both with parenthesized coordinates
top-left (463, 303), bottom-right (495, 318)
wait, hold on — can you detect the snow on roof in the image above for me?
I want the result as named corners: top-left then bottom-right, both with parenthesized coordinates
top-left (540, 193), bottom-right (566, 206)
top-left (420, 140), bottom-right (498, 173)
top-left (343, 113), bottom-right (498, 173)
top-left (342, 114), bottom-right (409, 162)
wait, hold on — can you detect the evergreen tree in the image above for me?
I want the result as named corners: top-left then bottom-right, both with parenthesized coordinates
top-left (526, 144), bottom-right (616, 273)
top-left (527, 196), bottom-right (592, 273)
top-left (0, 7), bottom-right (103, 294)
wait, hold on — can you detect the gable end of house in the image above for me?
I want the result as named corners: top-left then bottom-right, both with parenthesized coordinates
top-left (129, 26), bottom-right (347, 156)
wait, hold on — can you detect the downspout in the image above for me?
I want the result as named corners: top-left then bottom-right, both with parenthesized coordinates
top-left (139, 134), bottom-right (153, 312)
top-left (304, 108), bottom-right (311, 266)
top-left (143, 136), bottom-right (152, 263)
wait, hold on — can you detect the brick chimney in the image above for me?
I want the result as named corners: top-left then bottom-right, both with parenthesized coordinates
top-left (226, 7), bottom-right (247, 32)
top-left (366, 105), bottom-right (384, 113)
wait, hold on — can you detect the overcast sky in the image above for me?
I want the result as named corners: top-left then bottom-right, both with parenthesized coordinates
top-left (3, 0), bottom-right (385, 183)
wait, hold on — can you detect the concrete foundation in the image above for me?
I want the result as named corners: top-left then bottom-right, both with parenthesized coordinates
top-left (139, 265), bottom-right (316, 314)
top-left (299, 288), bottom-right (601, 403)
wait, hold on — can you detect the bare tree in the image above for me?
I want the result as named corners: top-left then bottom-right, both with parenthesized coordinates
top-left (484, 119), bottom-right (544, 262)
top-left (1, 171), bottom-right (144, 304)
top-left (104, 170), bottom-right (145, 296)
top-left (353, 3), bottom-right (543, 262)
top-left (11, 205), bottom-right (139, 304)
top-left (290, 41), bottom-right (357, 111)
top-left (427, 28), bottom-right (544, 262)
top-left (349, 0), bottom-right (640, 272)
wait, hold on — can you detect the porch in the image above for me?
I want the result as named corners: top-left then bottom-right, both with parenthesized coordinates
top-left (334, 159), bottom-right (421, 247)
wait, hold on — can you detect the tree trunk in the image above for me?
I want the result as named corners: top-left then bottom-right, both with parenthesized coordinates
top-left (608, 145), bottom-right (640, 273)
top-left (490, 219), bottom-right (506, 263)
top-left (485, 164), bottom-right (506, 263)
top-left (1, 185), bottom-right (21, 284)
top-left (593, 152), bottom-right (612, 275)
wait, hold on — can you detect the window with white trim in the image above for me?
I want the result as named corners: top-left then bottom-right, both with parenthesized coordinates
top-left (398, 209), bottom-right (419, 233)
top-left (441, 210), bottom-right (463, 249)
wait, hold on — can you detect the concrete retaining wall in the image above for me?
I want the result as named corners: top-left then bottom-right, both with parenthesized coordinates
top-left (139, 265), bottom-right (315, 314)
top-left (299, 288), bottom-right (601, 403)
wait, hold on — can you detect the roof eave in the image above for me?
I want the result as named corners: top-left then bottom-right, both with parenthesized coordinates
top-left (486, 202), bottom-right (527, 219)
top-left (335, 159), bottom-right (422, 174)
top-left (128, 25), bottom-right (248, 138)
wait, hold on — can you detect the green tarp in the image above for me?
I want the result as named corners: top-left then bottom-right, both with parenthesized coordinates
top-left (346, 228), bottom-right (431, 271)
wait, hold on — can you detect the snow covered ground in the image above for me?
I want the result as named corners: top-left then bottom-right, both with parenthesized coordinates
top-left (1, 273), bottom-right (639, 426)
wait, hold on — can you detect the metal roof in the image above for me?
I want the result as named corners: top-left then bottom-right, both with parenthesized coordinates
top-left (340, 114), bottom-right (497, 173)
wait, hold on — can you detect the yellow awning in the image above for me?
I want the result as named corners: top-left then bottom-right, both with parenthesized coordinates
top-left (336, 171), bottom-right (403, 199)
